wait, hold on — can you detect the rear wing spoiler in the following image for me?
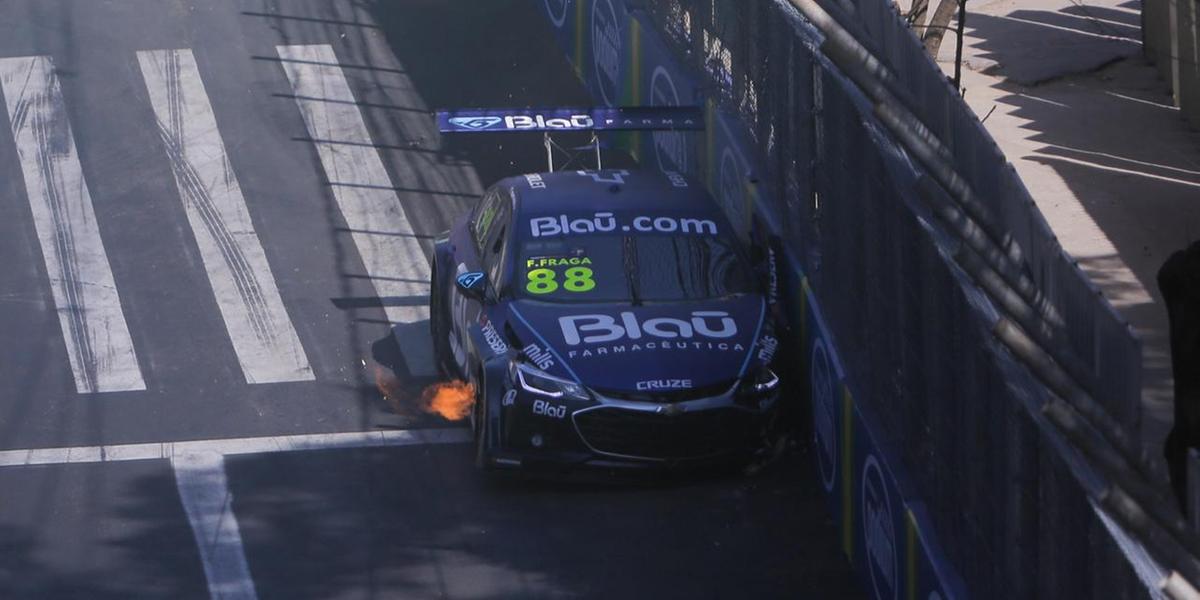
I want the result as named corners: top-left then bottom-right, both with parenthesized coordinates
top-left (436, 106), bottom-right (702, 171)
top-left (436, 106), bottom-right (704, 134)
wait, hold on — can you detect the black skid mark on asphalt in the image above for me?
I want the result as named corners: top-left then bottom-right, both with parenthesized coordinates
top-left (6, 64), bottom-right (34, 134)
top-left (28, 62), bottom-right (98, 391)
top-left (154, 49), bottom-right (278, 347)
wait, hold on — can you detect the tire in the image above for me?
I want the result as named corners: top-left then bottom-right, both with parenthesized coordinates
top-left (472, 371), bottom-right (494, 471)
top-left (428, 259), bottom-right (455, 379)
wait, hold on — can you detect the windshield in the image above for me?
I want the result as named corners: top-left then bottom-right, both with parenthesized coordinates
top-left (515, 211), bottom-right (755, 303)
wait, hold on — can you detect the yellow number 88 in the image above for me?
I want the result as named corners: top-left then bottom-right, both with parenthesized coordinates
top-left (525, 267), bottom-right (596, 294)
top-left (563, 267), bottom-right (595, 292)
top-left (525, 268), bottom-right (558, 294)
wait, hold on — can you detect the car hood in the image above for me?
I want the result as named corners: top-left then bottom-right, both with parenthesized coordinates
top-left (506, 295), bottom-right (768, 393)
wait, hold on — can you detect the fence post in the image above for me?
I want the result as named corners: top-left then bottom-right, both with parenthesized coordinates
top-left (1190, 450), bottom-right (1200, 533)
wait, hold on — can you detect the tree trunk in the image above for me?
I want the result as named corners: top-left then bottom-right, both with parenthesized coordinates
top-left (908, 0), bottom-right (930, 35)
top-left (923, 0), bottom-right (959, 56)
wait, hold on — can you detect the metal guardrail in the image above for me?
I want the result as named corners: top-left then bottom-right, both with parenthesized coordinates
top-left (625, 0), bottom-right (1186, 597)
top-left (640, 0), bottom-right (1141, 429)
top-left (778, 0), bottom-right (1200, 595)
top-left (539, 0), bottom-right (1180, 595)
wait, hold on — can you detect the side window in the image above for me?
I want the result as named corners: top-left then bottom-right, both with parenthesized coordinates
top-left (472, 189), bottom-right (502, 251)
top-left (482, 191), bottom-right (513, 289)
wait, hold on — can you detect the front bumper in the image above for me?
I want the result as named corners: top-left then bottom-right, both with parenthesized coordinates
top-left (484, 380), bottom-right (781, 472)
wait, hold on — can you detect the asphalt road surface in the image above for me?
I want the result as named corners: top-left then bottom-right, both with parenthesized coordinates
top-left (0, 1), bottom-right (862, 597)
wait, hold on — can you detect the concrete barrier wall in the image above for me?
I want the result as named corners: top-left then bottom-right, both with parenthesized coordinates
top-left (538, 0), bottom-right (1157, 597)
top-left (540, 1), bottom-right (966, 597)
top-left (800, 277), bottom-right (968, 600)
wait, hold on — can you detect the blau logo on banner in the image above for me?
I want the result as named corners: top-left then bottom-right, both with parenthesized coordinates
top-left (544, 0), bottom-right (569, 27)
top-left (812, 337), bottom-right (837, 493)
top-left (592, 0), bottom-right (621, 105)
top-left (446, 116), bottom-right (503, 131)
top-left (863, 454), bottom-right (898, 600)
top-left (437, 107), bottom-right (704, 133)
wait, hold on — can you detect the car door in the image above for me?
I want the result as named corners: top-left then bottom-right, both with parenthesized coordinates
top-left (449, 187), bottom-right (510, 374)
top-left (481, 190), bottom-right (513, 297)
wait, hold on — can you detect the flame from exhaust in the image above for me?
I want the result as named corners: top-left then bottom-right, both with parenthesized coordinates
top-left (420, 380), bottom-right (475, 421)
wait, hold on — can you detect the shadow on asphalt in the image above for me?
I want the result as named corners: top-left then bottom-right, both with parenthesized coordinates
top-left (0, 463), bottom-right (209, 600)
top-left (965, 0), bottom-right (1199, 445)
top-left (964, 10), bottom-right (1140, 84)
top-left (217, 443), bottom-right (863, 599)
top-left (0, 2), bottom-right (862, 599)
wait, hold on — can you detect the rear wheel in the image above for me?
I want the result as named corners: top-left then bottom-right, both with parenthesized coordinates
top-left (472, 371), bottom-right (494, 471)
top-left (428, 260), bottom-right (455, 379)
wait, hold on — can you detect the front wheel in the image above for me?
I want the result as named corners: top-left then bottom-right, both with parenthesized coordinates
top-left (472, 377), bottom-right (494, 471)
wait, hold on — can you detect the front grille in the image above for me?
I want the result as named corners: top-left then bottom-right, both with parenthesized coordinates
top-left (573, 407), bottom-right (756, 460)
top-left (593, 379), bottom-right (736, 403)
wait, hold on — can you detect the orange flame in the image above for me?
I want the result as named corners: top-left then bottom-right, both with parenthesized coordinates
top-left (420, 380), bottom-right (476, 421)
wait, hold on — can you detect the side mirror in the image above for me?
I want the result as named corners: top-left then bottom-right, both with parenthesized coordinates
top-left (455, 271), bottom-right (489, 302)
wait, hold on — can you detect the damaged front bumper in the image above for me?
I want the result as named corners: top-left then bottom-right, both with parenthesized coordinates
top-left (481, 373), bottom-right (782, 472)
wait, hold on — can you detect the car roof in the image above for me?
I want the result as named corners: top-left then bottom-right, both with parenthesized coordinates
top-left (500, 170), bottom-right (722, 215)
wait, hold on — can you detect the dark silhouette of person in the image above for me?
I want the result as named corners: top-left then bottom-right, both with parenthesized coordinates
top-left (1160, 240), bottom-right (1200, 510)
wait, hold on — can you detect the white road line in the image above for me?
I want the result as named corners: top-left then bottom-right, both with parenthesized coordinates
top-left (275, 44), bottom-right (434, 376)
top-left (0, 427), bottom-right (469, 600)
top-left (0, 55), bottom-right (146, 393)
top-left (0, 427), bottom-right (471, 467)
top-left (173, 452), bottom-right (259, 600)
top-left (138, 49), bottom-right (314, 384)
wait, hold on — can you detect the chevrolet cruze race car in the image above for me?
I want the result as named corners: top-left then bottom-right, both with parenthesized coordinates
top-left (429, 169), bottom-right (782, 471)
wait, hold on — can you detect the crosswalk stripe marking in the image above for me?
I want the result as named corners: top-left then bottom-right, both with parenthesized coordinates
top-left (275, 44), bottom-right (434, 376)
top-left (173, 452), bottom-right (259, 600)
top-left (0, 55), bottom-right (146, 393)
top-left (138, 49), bottom-right (314, 384)
top-left (0, 427), bottom-right (471, 467)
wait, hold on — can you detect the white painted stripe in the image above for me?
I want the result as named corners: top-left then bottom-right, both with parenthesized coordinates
top-left (138, 49), bottom-right (313, 384)
top-left (0, 55), bottom-right (146, 393)
top-left (0, 428), bottom-right (471, 467)
top-left (170, 428), bottom-right (467, 600)
top-left (173, 452), bottom-right (259, 600)
top-left (275, 44), bottom-right (434, 376)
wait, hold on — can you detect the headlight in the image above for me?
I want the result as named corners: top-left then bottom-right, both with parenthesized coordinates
top-left (739, 367), bottom-right (780, 396)
top-left (510, 360), bottom-right (590, 401)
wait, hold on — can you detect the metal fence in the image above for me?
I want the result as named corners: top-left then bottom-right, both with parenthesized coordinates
top-left (634, 0), bottom-right (1151, 597)
top-left (1143, 0), bottom-right (1200, 129)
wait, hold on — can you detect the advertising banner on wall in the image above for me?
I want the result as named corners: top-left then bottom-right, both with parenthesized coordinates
top-left (619, 11), bottom-right (760, 240)
top-left (539, 2), bottom-right (966, 597)
top-left (539, 0), bottom-right (630, 108)
top-left (771, 241), bottom-right (974, 600)
top-left (615, 12), bottom-right (700, 178)
top-left (799, 275), bottom-right (966, 600)
top-left (543, 0), bottom-right (763, 239)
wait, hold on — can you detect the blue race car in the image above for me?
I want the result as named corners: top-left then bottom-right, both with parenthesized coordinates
top-left (429, 169), bottom-right (782, 471)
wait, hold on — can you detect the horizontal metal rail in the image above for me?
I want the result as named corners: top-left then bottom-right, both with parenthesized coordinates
top-left (787, 0), bottom-right (1200, 594)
